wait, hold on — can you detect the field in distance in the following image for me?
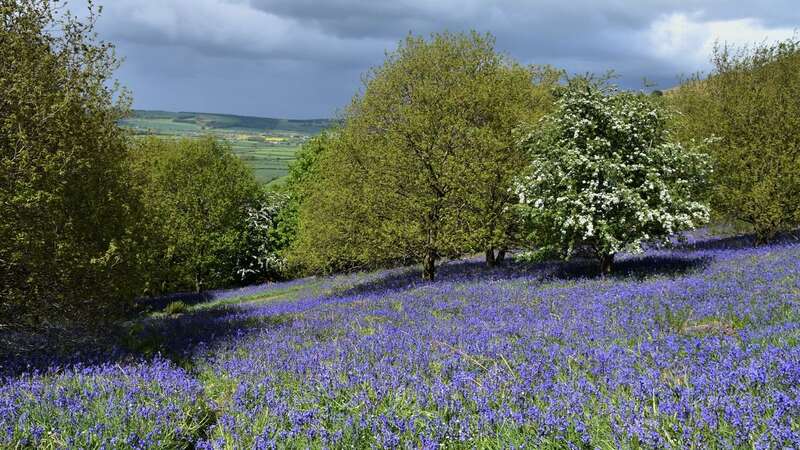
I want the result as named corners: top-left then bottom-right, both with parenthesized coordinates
top-left (120, 110), bottom-right (333, 184)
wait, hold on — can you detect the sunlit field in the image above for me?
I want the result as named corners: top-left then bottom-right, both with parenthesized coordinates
top-left (120, 111), bottom-right (330, 184)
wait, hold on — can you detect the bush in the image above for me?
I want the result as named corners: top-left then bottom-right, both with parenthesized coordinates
top-left (515, 78), bottom-right (711, 273)
top-left (274, 132), bottom-right (331, 270)
top-left (236, 190), bottom-right (289, 284)
top-left (0, 0), bottom-right (140, 335)
top-left (163, 301), bottom-right (189, 316)
top-left (129, 137), bottom-right (272, 293)
top-left (669, 38), bottom-right (800, 242)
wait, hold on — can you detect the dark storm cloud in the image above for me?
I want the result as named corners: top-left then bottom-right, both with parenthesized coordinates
top-left (248, 0), bottom-right (797, 45)
top-left (71, 0), bottom-right (799, 118)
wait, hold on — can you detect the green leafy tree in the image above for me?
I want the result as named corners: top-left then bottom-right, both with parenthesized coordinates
top-left (1, 0), bottom-right (138, 334)
top-left (129, 137), bottom-right (264, 293)
top-left (516, 79), bottom-right (711, 274)
top-left (274, 132), bottom-right (331, 257)
top-left (289, 129), bottom-right (393, 275)
top-left (464, 65), bottom-right (561, 267)
top-left (292, 32), bottom-right (556, 280)
top-left (669, 38), bottom-right (800, 242)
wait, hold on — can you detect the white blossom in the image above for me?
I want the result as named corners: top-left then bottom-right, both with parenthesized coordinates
top-left (514, 80), bottom-right (711, 259)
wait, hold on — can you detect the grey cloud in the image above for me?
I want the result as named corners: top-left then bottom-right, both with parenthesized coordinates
top-left (114, 42), bottom-right (363, 118)
top-left (65, 0), bottom-right (800, 117)
top-left (251, 0), bottom-right (798, 37)
top-left (96, 0), bottom-right (390, 65)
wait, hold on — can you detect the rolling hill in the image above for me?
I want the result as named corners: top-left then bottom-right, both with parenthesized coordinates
top-left (120, 110), bottom-right (334, 184)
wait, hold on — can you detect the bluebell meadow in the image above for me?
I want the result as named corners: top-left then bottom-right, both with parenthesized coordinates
top-left (2, 236), bottom-right (799, 448)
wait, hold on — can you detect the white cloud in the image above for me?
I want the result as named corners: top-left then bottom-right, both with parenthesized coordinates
top-left (647, 12), bottom-right (795, 70)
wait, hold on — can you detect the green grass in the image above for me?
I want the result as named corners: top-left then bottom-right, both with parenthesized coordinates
top-left (147, 288), bottom-right (300, 321)
top-left (120, 110), bottom-right (331, 184)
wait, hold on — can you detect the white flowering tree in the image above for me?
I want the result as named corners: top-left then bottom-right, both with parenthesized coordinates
top-left (236, 191), bottom-right (289, 282)
top-left (515, 79), bottom-right (711, 274)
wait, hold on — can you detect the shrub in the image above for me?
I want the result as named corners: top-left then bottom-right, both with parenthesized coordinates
top-left (515, 78), bottom-right (711, 273)
top-left (273, 132), bottom-right (331, 270)
top-left (163, 301), bottom-right (189, 316)
top-left (236, 190), bottom-right (289, 284)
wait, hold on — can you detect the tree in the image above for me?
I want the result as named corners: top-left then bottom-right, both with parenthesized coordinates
top-left (129, 137), bottom-right (264, 293)
top-left (236, 190), bottom-right (289, 284)
top-left (464, 65), bottom-right (561, 267)
top-left (289, 129), bottom-right (400, 275)
top-left (668, 38), bottom-right (800, 242)
top-left (274, 132), bottom-right (331, 258)
top-left (515, 78), bottom-right (711, 274)
top-left (1, 0), bottom-right (138, 334)
top-left (291, 31), bottom-right (557, 280)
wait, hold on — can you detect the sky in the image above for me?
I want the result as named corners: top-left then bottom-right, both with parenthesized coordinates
top-left (69, 0), bottom-right (798, 119)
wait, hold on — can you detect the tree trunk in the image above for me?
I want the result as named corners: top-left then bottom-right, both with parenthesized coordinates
top-left (754, 226), bottom-right (776, 246)
top-left (422, 250), bottom-right (437, 281)
top-left (194, 275), bottom-right (202, 293)
top-left (485, 247), bottom-right (496, 268)
top-left (496, 248), bottom-right (506, 265)
top-left (599, 253), bottom-right (615, 276)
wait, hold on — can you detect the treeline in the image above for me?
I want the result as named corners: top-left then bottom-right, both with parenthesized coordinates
top-left (2, 1), bottom-right (800, 341)
top-left (284, 33), bottom-right (800, 278)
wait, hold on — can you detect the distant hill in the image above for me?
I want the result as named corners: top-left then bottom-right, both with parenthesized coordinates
top-left (119, 110), bottom-right (334, 185)
top-left (122, 110), bottom-right (334, 135)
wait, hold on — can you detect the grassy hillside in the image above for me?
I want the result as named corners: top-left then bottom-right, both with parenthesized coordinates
top-left (120, 110), bottom-right (334, 184)
top-left (4, 233), bottom-right (800, 447)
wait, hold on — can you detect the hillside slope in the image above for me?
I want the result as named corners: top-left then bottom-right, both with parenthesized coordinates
top-left (3, 234), bottom-right (800, 448)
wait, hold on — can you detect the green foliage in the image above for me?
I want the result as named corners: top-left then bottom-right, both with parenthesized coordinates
top-left (512, 246), bottom-right (561, 264)
top-left (289, 129), bottom-right (389, 274)
top-left (515, 78), bottom-right (711, 273)
top-left (236, 189), bottom-right (289, 283)
top-left (275, 132), bottom-right (331, 264)
top-left (291, 31), bottom-right (558, 279)
top-left (669, 38), bottom-right (800, 242)
top-left (129, 137), bottom-right (266, 293)
top-left (0, 0), bottom-right (139, 332)
top-left (463, 62), bottom-right (561, 267)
